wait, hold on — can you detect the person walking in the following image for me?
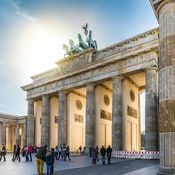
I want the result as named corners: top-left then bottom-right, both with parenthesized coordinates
top-left (50, 148), bottom-right (55, 174)
top-left (81, 146), bottom-right (86, 155)
top-left (91, 147), bottom-right (97, 165)
top-left (79, 146), bottom-right (82, 154)
top-left (24, 145), bottom-right (29, 161)
top-left (95, 145), bottom-right (99, 162)
top-left (35, 145), bottom-right (47, 175)
top-left (89, 147), bottom-right (92, 157)
top-left (0, 149), bottom-right (1, 161)
top-left (100, 146), bottom-right (106, 165)
top-left (14, 144), bottom-right (21, 162)
top-left (12, 144), bottom-right (16, 161)
top-left (62, 144), bottom-right (66, 160)
top-left (58, 144), bottom-right (62, 160)
top-left (1, 144), bottom-right (6, 162)
top-left (107, 145), bottom-right (112, 165)
top-left (55, 146), bottom-right (58, 160)
top-left (28, 143), bottom-right (33, 162)
top-left (64, 146), bottom-right (71, 161)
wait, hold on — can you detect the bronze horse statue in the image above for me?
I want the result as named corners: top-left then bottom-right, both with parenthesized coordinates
top-left (87, 30), bottom-right (97, 50)
top-left (78, 33), bottom-right (89, 50)
top-left (69, 39), bottom-right (81, 54)
top-left (63, 44), bottom-right (71, 57)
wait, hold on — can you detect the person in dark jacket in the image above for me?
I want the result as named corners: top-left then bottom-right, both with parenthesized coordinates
top-left (1, 144), bottom-right (6, 162)
top-left (14, 144), bottom-right (21, 162)
top-left (45, 150), bottom-right (55, 175)
top-left (95, 145), bottom-right (99, 161)
top-left (50, 148), bottom-right (55, 174)
top-left (107, 145), bottom-right (112, 164)
top-left (100, 146), bottom-right (106, 165)
top-left (89, 147), bottom-right (92, 157)
top-left (91, 147), bottom-right (97, 165)
top-left (64, 146), bottom-right (71, 161)
top-left (12, 145), bottom-right (16, 161)
top-left (35, 145), bottom-right (47, 175)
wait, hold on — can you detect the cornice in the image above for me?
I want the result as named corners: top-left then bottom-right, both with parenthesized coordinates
top-left (0, 112), bottom-right (27, 120)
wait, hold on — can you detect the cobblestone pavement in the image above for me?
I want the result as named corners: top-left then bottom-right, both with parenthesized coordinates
top-left (0, 154), bottom-right (159, 175)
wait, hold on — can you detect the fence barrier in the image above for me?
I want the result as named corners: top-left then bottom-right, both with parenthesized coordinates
top-left (112, 151), bottom-right (159, 160)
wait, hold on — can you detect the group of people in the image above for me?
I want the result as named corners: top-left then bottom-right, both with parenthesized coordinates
top-left (22, 144), bottom-right (33, 162)
top-left (89, 145), bottom-right (112, 165)
top-left (78, 146), bottom-right (86, 155)
top-left (12, 144), bottom-right (21, 162)
top-left (36, 144), bottom-right (71, 175)
top-left (54, 144), bottom-right (71, 161)
top-left (1, 143), bottom-right (112, 175)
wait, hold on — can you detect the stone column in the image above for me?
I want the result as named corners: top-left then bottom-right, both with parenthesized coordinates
top-left (145, 67), bottom-right (158, 151)
top-left (152, 1), bottom-right (175, 174)
top-left (2, 122), bottom-right (6, 145)
top-left (41, 95), bottom-right (50, 146)
top-left (23, 120), bottom-right (27, 146)
top-left (58, 91), bottom-right (67, 145)
top-left (27, 99), bottom-right (35, 145)
top-left (16, 122), bottom-right (20, 145)
top-left (85, 83), bottom-right (95, 148)
top-left (112, 76), bottom-right (123, 150)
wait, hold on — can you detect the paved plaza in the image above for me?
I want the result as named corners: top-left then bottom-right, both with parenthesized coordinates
top-left (0, 154), bottom-right (159, 175)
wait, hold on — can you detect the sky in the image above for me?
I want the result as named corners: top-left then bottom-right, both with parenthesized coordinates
top-left (0, 0), bottom-right (158, 130)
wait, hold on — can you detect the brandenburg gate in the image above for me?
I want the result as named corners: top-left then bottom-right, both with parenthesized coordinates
top-left (21, 0), bottom-right (175, 174)
top-left (22, 26), bottom-right (159, 152)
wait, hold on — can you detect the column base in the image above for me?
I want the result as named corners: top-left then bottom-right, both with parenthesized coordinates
top-left (158, 168), bottom-right (175, 175)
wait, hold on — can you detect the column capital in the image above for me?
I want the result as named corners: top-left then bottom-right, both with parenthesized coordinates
top-left (86, 82), bottom-right (95, 87)
top-left (145, 66), bottom-right (158, 72)
top-left (112, 75), bottom-right (124, 81)
top-left (27, 98), bottom-right (34, 102)
top-left (58, 90), bottom-right (67, 96)
top-left (150, 0), bottom-right (175, 19)
top-left (42, 94), bottom-right (50, 99)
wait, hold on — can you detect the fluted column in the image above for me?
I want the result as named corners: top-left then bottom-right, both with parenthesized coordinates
top-left (145, 67), bottom-right (158, 151)
top-left (16, 122), bottom-right (20, 145)
top-left (58, 91), bottom-right (67, 145)
top-left (23, 120), bottom-right (27, 146)
top-left (41, 95), bottom-right (50, 146)
top-left (27, 99), bottom-right (34, 145)
top-left (2, 122), bottom-right (6, 145)
top-left (150, 0), bottom-right (175, 174)
top-left (85, 83), bottom-right (95, 148)
top-left (112, 76), bottom-right (123, 150)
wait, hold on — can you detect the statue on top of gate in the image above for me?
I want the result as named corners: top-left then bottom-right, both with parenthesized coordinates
top-left (63, 23), bottom-right (98, 57)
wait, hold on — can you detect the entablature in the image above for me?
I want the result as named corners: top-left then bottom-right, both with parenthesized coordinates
top-left (25, 50), bottom-right (158, 99)
top-left (22, 28), bottom-right (159, 93)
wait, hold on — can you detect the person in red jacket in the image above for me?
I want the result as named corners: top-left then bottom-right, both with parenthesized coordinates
top-left (28, 143), bottom-right (33, 162)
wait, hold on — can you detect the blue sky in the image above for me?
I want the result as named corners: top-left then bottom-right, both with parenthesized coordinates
top-left (0, 0), bottom-right (158, 130)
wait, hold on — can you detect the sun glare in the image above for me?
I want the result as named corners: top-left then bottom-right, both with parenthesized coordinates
top-left (18, 24), bottom-right (65, 77)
